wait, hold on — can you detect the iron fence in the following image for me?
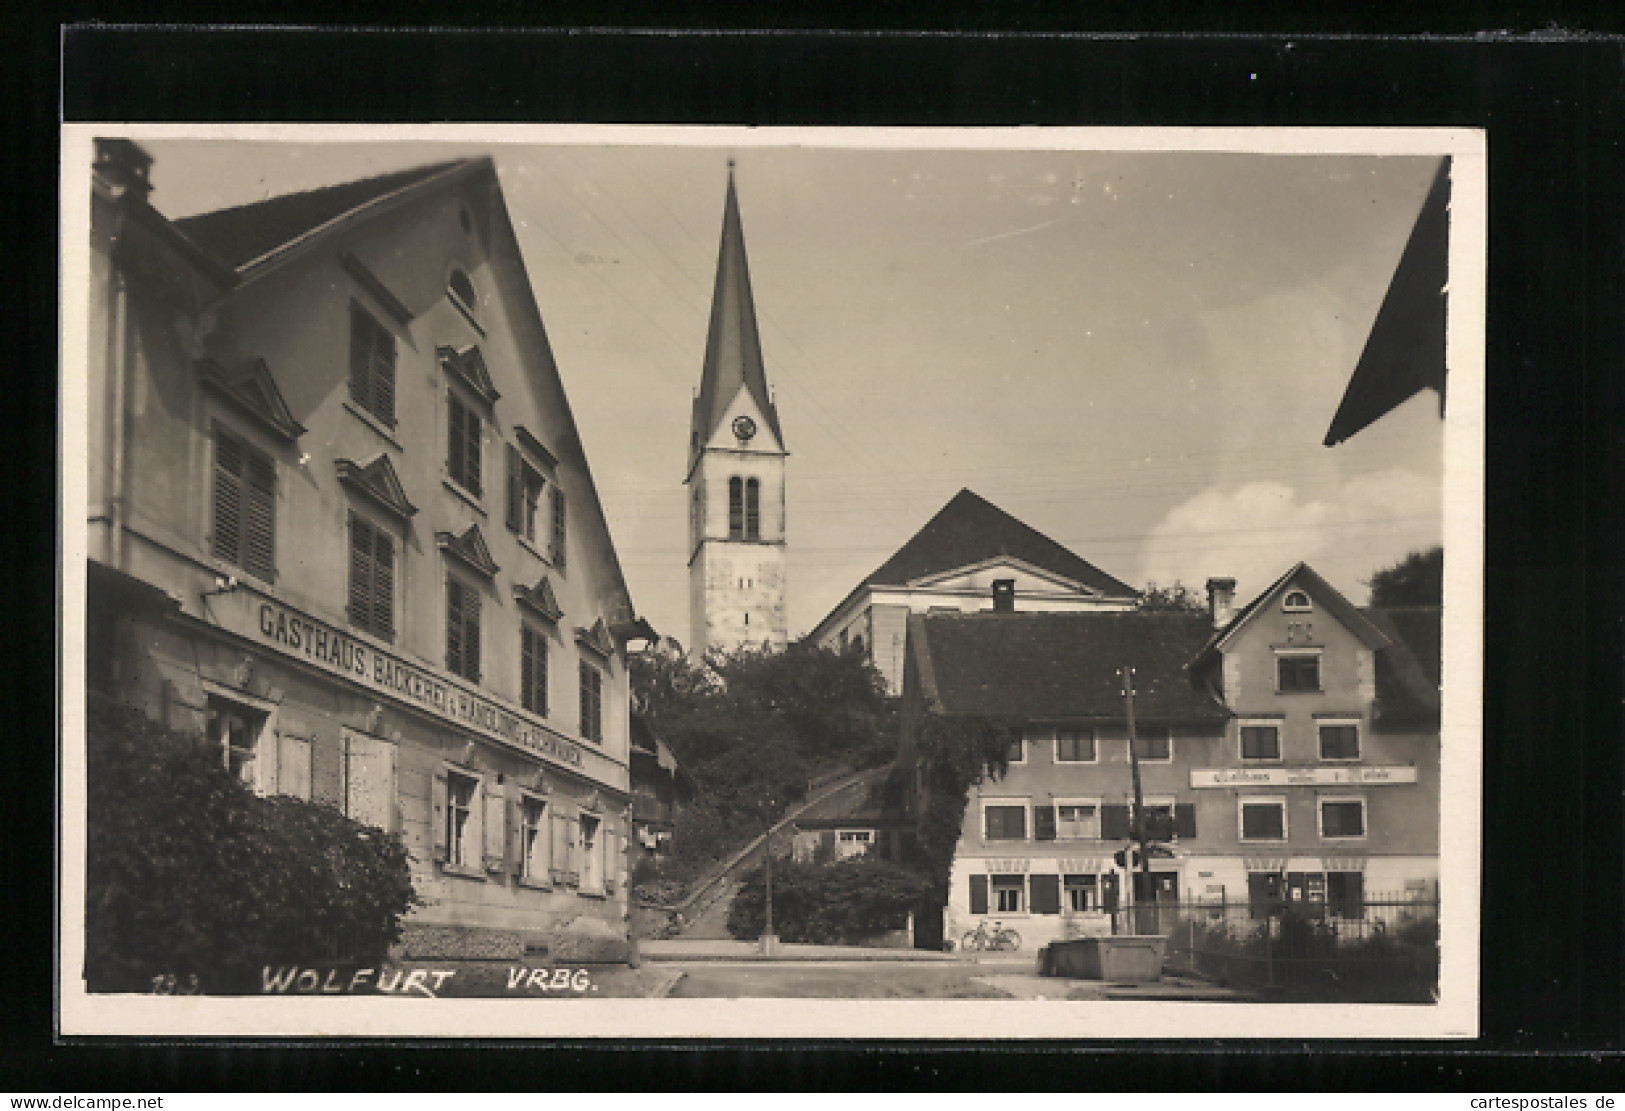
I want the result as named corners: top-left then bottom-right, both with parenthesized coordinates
top-left (1151, 891), bottom-right (1440, 1001)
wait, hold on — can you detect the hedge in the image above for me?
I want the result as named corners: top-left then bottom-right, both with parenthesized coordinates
top-left (726, 855), bottom-right (930, 945)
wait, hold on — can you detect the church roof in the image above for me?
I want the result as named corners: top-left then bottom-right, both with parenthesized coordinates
top-left (867, 489), bottom-right (1136, 595)
top-left (691, 168), bottom-right (783, 458)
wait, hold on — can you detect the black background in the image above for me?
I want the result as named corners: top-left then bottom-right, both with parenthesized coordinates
top-left (9, 11), bottom-right (1624, 1092)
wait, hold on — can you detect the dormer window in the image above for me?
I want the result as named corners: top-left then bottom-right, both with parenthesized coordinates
top-left (1283, 589), bottom-right (1312, 612)
top-left (448, 269), bottom-right (478, 320)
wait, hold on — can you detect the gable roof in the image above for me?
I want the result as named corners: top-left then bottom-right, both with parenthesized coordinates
top-left (1362, 605), bottom-right (1442, 727)
top-left (690, 168), bottom-right (783, 460)
top-left (194, 356), bottom-right (306, 442)
top-left (1193, 561), bottom-right (1390, 668)
top-left (909, 610), bottom-right (1229, 724)
top-left (174, 160), bottom-right (467, 272)
top-left (336, 453), bottom-right (418, 521)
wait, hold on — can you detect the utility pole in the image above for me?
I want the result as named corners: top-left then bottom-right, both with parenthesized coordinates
top-left (761, 794), bottom-right (777, 954)
top-left (1119, 665), bottom-right (1152, 935)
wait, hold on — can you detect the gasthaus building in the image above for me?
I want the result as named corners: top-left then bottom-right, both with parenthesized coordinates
top-left (898, 564), bottom-right (1440, 952)
top-left (83, 141), bottom-right (657, 961)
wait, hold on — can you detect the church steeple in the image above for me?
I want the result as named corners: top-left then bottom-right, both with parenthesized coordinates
top-left (685, 164), bottom-right (789, 657)
top-left (689, 162), bottom-right (783, 469)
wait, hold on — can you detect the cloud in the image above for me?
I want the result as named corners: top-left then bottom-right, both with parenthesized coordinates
top-left (1136, 469), bottom-right (1443, 606)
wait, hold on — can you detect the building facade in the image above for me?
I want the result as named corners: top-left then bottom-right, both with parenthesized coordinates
top-left (900, 566), bottom-right (1440, 952)
top-left (810, 489), bottom-right (1139, 693)
top-left (85, 141), bottom-right (654, 960)
top-left (686, 167), bottom-right (788, 657)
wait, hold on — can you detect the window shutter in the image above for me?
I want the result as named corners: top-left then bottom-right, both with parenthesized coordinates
top-left (446, 580), bottom-right (464, 676)
top-left (1030, 873), bottom-right (1061, 915)
top-left (447, 398), bottom-right (461, 486)
top-left (375, 329), bottom-right (396, 425)
top-left (1346, 872), bottom-right (1365, 916)
top-left (346, 732), bottom-right (397, 833)
top-left (278, 733), bottom-right (312, 800)
top-left (349, 515), bottom-right (374, 627)
top-left (243, 452), bottom-right (276, 581)
top-left (521, 628), bottom-right (535, 710)
top-left (464, 589), bottom-right (481, 682)
top-left (259, 729), bottom-right (280, 796)
top-left (349, 306), bottom-right (371, 412)
top-left (505, 795), bottom-right (522, 876)
top-left (464, 409), bottom-right (482, 494)
top-left (1175, 803), bottom-right (1197, 839)
top-left (550, 811), bottom-right (571, 875)
top-left (1101, 804), bottom-right (1132, 840)
top-left (212, 432), bottom-right (244, 564)
top-left (372, 528), bottom-right (394, 638)
top-left (505, 444), bottom-right (522, 531)
top-left (969, 874), bottom-right (989, 916)
top-left (1033, 804), bottom-right (1057, 841)
top-left (431, 768), bottom-right (450, 862)
top-left (551, 485), bottom-right (567, 568)
top-left (482, 778), bottom-right (507, 871)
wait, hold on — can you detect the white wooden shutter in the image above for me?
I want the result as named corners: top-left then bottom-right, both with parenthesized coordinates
top-left (346, 730), bottom-right (397, 832)
top-left (279, 734), bottom-right (312, 800)
top-left (482, 777), bottom-right (507, 871)
top-left (431, 768), bottom-right (450, 862)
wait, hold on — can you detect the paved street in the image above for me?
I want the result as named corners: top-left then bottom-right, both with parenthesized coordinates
top-left (666, 959), bottom-right (1016, 999)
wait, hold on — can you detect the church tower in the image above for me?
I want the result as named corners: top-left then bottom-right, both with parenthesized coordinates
top-left (686, 164), bottom-right (788, 656)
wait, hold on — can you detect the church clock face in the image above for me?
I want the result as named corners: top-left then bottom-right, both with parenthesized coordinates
top-left (732, 415), bottom-right (757, 442)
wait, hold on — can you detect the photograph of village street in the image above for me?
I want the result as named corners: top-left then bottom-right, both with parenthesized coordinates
top-left (64, 127), bottom-right (1481, 1037)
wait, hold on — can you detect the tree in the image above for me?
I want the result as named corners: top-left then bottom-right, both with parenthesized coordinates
top-left (1367, 546), bottom-right (1443, 606)
top-left (726, 855), bottom-right (930, 944)
top-left (84, 696), bottom-right (419, 993)
top-left (1138, 581), bottom-right (1208, 614)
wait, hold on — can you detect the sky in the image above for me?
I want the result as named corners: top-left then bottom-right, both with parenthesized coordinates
top-left (139, 134), bottom-right (1447, 643)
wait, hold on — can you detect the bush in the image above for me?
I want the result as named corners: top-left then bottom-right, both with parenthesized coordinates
top-left (84, 696), bottom-right (419, 993)
top-left (726, 855), bottom-right (931, 944)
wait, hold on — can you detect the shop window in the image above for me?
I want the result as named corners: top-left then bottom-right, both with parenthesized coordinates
top-left (991, 875), bottom-right (1025, 914)
top-left (1276, 652), bottom-right (1321, 692)
top-left (744, 478), bottom-right (761, 540)
top-left (521, 625), bottom-right (548, 716)
top-left (1241, 723), bottom-right (1281, 761)
top-left (445, 575), bottom-right (482, 682)
top-left (1055, 728), bottom-right (1096, 763)
top-left (1064, 874), bottom-right (1099, 912)
top-left (983, 803), bottom-right (1027, 841)
top-left (505, 446), bottom-right (546, 544)
top-left (212, 425), bottom-right (277, 582)
top-left (445, 769), bottom-right (479, 869)
top-left (550, 485), bottom-right (567, 569)
top-left (1056, 802), bottom-right (1100, 840)
top-left (579, 661), bottom-right (603, 742)
top-left (728, 477), bottom-right (744, 539)
top-left (577, 813), bottom-right (604, 894)
top-left (348, 302), bottom-right (396, 426)
top-left (1319, 797), bottom-right (1367, 839)
top-left (1318, 722), bottom-right (1361, 760)
top-left (1239, 798), bottom-right (1287, 841)
top-left (1133, 727), bottom-right (1172, 762)
top-left (446, 391), bottom-right (482, 496)
top-left (520, 796), bottom-right (548, 883)
top-left (347, 512), bottom-right (395, 639)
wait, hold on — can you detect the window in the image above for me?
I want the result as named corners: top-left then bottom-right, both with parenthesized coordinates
top-left (836, 830), bottom-right (873, 859)
top-left (550, 485), bottom-right (567, 569)
top-left (212, 426), bottom-right (276, 582)
top-left (208, 698), bottom-right (267, 791)
top-left (1136, 799), bottom-right (1177, 841)
top-left (506, 446), bottom-right (546, 544)
top-left (1004, 736), bottom-right (1026, 764)
top-left (1133, 727), bottom-right (1172, 762)
top-left (347, 513), bottom-right (395, 639)
top-left (1241, 722), bottom-right (1281, 761)
top-left (1239, 798), bottom-right (1287, 841)
top-left (1319, 798), bottom-right (1367, 839)
top-left (1283, 589), bottom-right (1312, 612)
top-left (1056, 802), bottom-right (1100, 840)
top-left (446, 575), bottom-right (482, 681)
top-left (1064, 874), bottom-right (1098, 912)
top-left (991, 875), bottom-right (1025, 914)
top-left (348, 303), bottom-right (396, 426)
top-left (446, 770), bottom-right (479, 868)
top-left (448, 269), bottom-right (477, 319)
top-left (1055, 729), bottom-right (1096, 763)
top-left (983, 803), bottom-right (1027, 841)
top-left (1326, 871), bottom-right (1366, 918)
top-left (579, 661), bottom-right (603, 742)
top-left (1318, 722), bottom-right (1361, 760)
top-left (578, 813), bottom-right (604, 893)
top-left (520, 797), bottom-right (548, 882)
top-left (728, 477), bottom-right (744, 539)
top-left (1277, 652), bottom-right (1321, 692)
top-left (447, 391), bottom-right (482, 495)
top-left (521, 625), bottom-right (548, 715)
top-left (744, 478), bottom-right (761, 540)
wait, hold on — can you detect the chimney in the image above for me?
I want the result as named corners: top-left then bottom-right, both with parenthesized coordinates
top-left (1206, 577), bottom-right (1237, 629)
top-left (93, 138), bottom-right (154, 203)
top-left (991, 579), bottom-right (1015, 613)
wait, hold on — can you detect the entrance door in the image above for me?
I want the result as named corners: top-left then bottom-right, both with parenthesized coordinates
top-left (1132, 871), bottom-right (1179, 933)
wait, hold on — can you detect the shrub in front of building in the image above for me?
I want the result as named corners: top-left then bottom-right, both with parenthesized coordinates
top-left (725, 855), bottom-right (930, 945)
top-left (83, 696), bottom-right (419, 993)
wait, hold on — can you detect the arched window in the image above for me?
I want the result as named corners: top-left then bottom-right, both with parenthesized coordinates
top-left (448, 269), bottom-right (477, 319)
top-left (745, 478), bottom-right (761, 540)
top-left (728, 477), bottom-right (744, 539)
top-left (1283, 589), bottom-right (1312, 612)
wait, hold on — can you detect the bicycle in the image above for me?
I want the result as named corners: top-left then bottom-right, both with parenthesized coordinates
top-left (960, 919), bottom-right (1022, 953)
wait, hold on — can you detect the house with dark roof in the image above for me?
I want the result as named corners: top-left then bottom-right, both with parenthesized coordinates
top-left (898, 563), bottom-right (1440, 951)
top-left (809, 489), bottom-right (1139, 694)
top-left (85, 140), bottom-right (656, 963)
